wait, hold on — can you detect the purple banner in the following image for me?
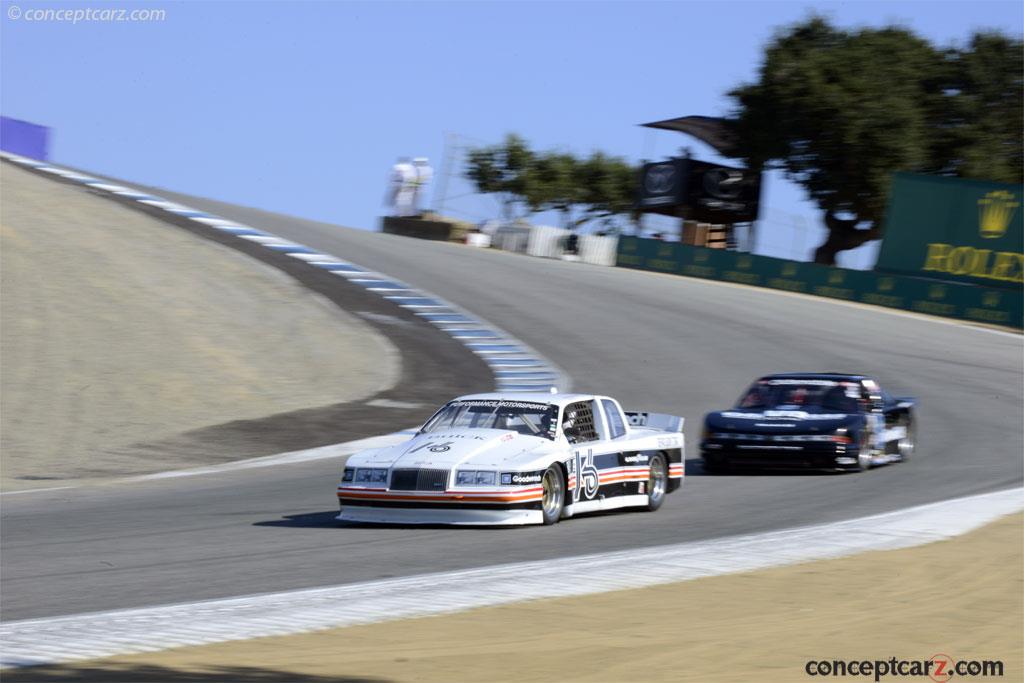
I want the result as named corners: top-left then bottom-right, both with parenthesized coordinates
top-left (1, 116), bottom-right (50, 161)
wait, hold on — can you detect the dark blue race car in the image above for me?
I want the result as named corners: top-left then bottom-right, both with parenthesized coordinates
top-left (700, 373), bottom-right (916, 473)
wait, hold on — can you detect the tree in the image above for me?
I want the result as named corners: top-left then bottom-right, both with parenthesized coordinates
top-left (945, 33), bottom-right (1024, 184)
top-left (524, 151), bottom-right (580, 224)
top-left (465, 137), bottom-right (638, 231)
top-left (572, 152), bottom-right (636, 230)
top-left (464, 133), bottom-right (535, 221)
top-left (728, 17), bottom-right (1023, 264)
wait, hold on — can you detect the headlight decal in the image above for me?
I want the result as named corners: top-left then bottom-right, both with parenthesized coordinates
top-left (456, 470), bottom-right (496, 486)
top-left (353, 468), bottom-right (389, 484)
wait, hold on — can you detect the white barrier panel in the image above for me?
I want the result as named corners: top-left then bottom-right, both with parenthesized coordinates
top-left (526, 226), bottom-right (618, 266)
top-left (579, 234), bottom-right (619, 266)
top-left (465, 232), bottom-right (492, 248)
top-left (490, 226), bottom-right (531, 253)
top-left (526, 225), bottom-right (567, 259)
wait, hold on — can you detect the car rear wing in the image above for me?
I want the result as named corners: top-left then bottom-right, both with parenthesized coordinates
top-left (624, 411), bottom-right (684, 433)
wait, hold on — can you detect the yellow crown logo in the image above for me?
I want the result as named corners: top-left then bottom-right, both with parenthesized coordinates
top-left (878, 277), bottom-right (894, 292)
top-left (978, 190), bottom-right (1018, 239)
top-left (695, 250), bottom-right (709, 263)
top-left (658, 244), bottom-right (673, 257)
top-left (782, 263), bottom-right (797, 277)
top-left (828, 270), bottom-right (844, 285)
top-left (982, 291), bottom-right (1000, 307)
top-left (929, 284), bottom-right (946, 300)
top-left (738, 255), bottom-right (752, 269)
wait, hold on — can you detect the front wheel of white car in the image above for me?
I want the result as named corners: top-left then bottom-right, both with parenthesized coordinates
top-left (540, 465), bottom-right (565, 525)
top-left (645, 453), bottom-right (668, 512)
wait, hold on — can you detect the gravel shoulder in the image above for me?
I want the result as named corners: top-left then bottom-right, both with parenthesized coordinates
top-left (18, 512), bottom-right (1019, 683)
top-left (0, 163), bottom-right (399, 490)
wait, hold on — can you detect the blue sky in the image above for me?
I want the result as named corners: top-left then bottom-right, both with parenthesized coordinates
top-left (2, 1), bottom-right (1021, 268)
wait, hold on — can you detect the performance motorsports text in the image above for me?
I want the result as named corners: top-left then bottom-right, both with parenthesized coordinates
top-left (803, 655), bottom-right (1004, 682)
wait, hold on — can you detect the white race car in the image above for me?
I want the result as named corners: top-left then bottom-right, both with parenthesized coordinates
top-left (336, 392), bottom-right (685, 526)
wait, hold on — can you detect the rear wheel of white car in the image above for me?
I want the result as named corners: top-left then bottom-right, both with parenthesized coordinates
top-left (645, 453), bottom-right (668, 512)
top-left (540, 465), bottom-right (565, 525)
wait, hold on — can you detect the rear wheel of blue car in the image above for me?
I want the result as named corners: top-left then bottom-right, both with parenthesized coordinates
top-left (898, 416), bottom-right (915, 461)
top-left (541, 465), bottom-right (565, 525)
top-left (646, 453), bottom-right (668, 512)
top-left (856, 428), bottom-right (874, 472)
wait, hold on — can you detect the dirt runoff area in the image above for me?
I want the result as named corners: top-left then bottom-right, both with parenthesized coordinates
top-left (0, 163), bottom-right (399, 490)
top-left (13, 512), bottom-right (1018, 683)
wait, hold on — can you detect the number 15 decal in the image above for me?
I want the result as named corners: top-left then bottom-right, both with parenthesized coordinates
top-left (572, 449), bottom-right (599, 502)
top-left (409, 441), bottom-right (453, 454)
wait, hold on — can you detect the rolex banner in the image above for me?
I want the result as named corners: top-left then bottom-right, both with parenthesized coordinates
top-left (876, 173), bottom-right (1023, 289)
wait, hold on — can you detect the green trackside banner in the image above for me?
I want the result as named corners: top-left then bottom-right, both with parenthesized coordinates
top-left (615, 236), bottom-right (1022, 328)
top-left (876, 173), bottom-right (1023, 289)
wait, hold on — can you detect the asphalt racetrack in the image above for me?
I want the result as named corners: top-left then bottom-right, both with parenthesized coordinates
top-left (2, 176), bottom-right (1021, 622)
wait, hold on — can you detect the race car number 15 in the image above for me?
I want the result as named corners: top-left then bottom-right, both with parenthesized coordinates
top-left (572, 449), bottom-right (599, 502)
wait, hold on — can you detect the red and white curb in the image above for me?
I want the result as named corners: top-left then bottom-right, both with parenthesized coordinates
top-left (2, 487), bottom-right (1020, 668)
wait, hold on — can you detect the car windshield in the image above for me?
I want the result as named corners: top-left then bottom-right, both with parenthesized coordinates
top-left (420, 400), bottom-right (560, 439)
top-left (736, 380), bottom-right (861, 413)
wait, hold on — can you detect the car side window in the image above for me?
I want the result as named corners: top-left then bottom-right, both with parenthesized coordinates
top-left (562, 401), bottom-right (599, 444)
top-left (861, 379), bottom-right (884, 412)
top-left (601, 399), bottom-right (627, 439)
top-left (822, 386), bottom-right (858, 413)
top-left (592, 400), bottom-right (609, 441)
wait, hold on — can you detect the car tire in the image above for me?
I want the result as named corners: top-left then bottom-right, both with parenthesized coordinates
top-left (540, 465), bottom-right (565, 526)
top-left (856, 426), bottom-right (874, 472)
top-left (897, 415), bottom-right (915, 462)
top-left (645, 453), bottom-right (668, 512)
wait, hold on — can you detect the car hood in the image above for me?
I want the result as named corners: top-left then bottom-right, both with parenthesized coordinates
top-left (349, 428), bottom-right (555, 470)
top-left (706, 407), bottom-right (858, 434)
